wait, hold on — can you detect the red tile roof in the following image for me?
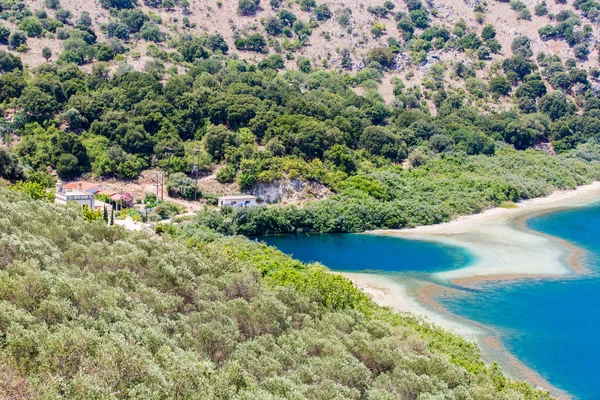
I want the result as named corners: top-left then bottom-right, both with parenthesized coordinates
top-left (63, 181), bottom-right (99, 191)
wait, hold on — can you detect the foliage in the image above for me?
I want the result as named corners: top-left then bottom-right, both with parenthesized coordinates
top-left (83, 204), bottom-right (102, 221)
top-left (188, 145), bottom-right (600, 235)
top-left (0, 147), bottom-right (25, 182)
top-left (0, 187), bottom-right (552, 399)
top-left (238, 0), bottom-right (260, 15)
top-left (166, 171), bottom-right (201, 200)
top-left (8, 181), bottom-right (54, 202)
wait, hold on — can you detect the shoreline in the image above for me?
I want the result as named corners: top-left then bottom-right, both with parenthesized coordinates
top-left (342, 181), bottom-right (600, 398)
top-left (372, 181), bottom-right (600, 280)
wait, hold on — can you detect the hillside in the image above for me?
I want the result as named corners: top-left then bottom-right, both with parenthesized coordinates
top-left (1, 0), bottom-right (599, 103)
top-left (0, 0), bottom-right (599, 227)
top-left (0, 186), bottom-right (553, 399)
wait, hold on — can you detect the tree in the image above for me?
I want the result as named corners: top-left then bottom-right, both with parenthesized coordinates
top-left (502, 55), bottom-right (532, 81)
top-left (278, 9), bottom-right (297, 26)
top-left (366, 47), bottom-right (395, 69)
top-left (178, 36), bottom-right (209, 62)
top-left (511, 35), bottom-right (533, 58)
top-left (367, 5), bottom-right (389, 17)
top-left (0, 24), bottom-right (10, 44)
top-left (55, 8), bottom-right (72, 24)
top-left (45, 0), bottom-right (61, 9)
top-left (359, 126), bottom-right (406, 161)
top-left (205, 34), bottom-right (228, 53)
top-left (410, 9), bottom-right (430, 28)
top-left (488, 75), bottom-right (511, 95)
top-left (236, 33), bottom-right (267, 52)
top-left (0, 50), bottom-right (23, 72)
top-left (340, 48), bottom-right (352, 69)
top-left (238, 0), bottom-right (260, 15)
top-left (77, 11), bottom-right (92, 27)
top-left (314, 4), bottom-right (332, 21)
top-left (481, 24), bottom-right (496, 40)
top-left (106, 21), bottom-right (130, 40)
top-left (138, 22), bottom-right (165, 42)
top-left (204, 125), bottom-right (239, 161)
top-left (534, 1), bottom-right (548, 15)
top-left (264, 16), bottom-right (283, 36)
top-left (166, 172), bottom-right (200, 200)
top-left (574, 43), bottom-right (589, 60)
top-left (121, 192), bottom-right (135, 207)
top-left (324, 144), bottom-right (357, 174)
top-left (19, 17), bottom-right (43, 38)
top-left (300, 0), bottom-right (316, 11)
top-left (83, 205), bottom-right (103, 222)
top-left (539, 92), bottom-right (569, 120)
top-left (0, 147), bottom-right (25, 182)
top-left (20, 87), bottom-right (59, 120)
top-left (56, 153), bottom-right (80, 178)
top-left (42, 47), bottom-right (52, 62)
top-left (296, 57), bottom-right (312, 73)
top-left (99, 0), bottom-right (136, 8)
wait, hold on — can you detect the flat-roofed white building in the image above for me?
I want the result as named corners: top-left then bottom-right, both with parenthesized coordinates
top-left (218, 195), bottom-right (258, 208)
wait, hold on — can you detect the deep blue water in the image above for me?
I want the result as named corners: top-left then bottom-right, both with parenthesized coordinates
top-left (260, 233), bottom-right (472, 274)
top-left (441, 204), bottom-right (600, 399)
top-left (261, 202), bottom-right (600, 399)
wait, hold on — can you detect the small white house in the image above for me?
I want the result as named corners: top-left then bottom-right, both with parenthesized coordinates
top-left (218, 195), bottom-right (258, 208)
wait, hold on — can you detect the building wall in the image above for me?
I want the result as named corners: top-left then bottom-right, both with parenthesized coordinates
top-left (218, 199), bottom-right (257, 208)
top-left (55, 194), bottom-right (94, 209)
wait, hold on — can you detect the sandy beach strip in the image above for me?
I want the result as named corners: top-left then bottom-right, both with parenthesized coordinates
top-left (339, 182), bottom-right (600, 397)
top-left (342, 182), bottom-right (600, 330)
top-left (371, 181), bottom-right (600, 280)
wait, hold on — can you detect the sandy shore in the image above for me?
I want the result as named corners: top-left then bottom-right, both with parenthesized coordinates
top-left (341, 182), bottom-right (600, 398)
top-left (343, 181), bottom-right (600, 328)
top-left (373, 181), bottom-right (600, 280)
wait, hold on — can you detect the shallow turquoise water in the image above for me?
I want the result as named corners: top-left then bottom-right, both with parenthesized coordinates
top-left (441, 204), bottom-right (600, 399)
top-left (260, 233), bottom-right (473, 274)
top-left (261, 203), bottom-right (600, 399)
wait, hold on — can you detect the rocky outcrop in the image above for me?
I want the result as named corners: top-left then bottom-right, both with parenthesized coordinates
top-left (247, 179), bottom-right (332, 204)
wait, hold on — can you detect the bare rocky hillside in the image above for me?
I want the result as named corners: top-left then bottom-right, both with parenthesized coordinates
top-left (1, 0), bottom-right (598, 111)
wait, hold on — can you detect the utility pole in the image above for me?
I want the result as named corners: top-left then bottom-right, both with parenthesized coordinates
top-left (193, 149), bottom-right (200, 201)
top-left (161, 173), bottom-right (164, 202)
top-left (155, 173), bottom-right (159, 200)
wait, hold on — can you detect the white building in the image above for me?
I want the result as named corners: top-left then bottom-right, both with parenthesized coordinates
top-left (218, 195), bottom-right (258, 208)
top-left (54, 181), bottom-right (95, 209)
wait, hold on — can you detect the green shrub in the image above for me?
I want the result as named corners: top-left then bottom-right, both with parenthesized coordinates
top-left (167, 172), bottom-right (201, 200)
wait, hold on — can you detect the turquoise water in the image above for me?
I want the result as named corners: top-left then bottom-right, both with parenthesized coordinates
top-left (441, 204), bottom-right (600, 399)
top-left (260, 233), bottom-right (473, 274)
top-left (261, 203), bottom-right (600, 399)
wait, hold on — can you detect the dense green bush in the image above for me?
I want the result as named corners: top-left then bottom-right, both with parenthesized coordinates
top-left (186, 145), bottom-right (600, 235)
top-left (166, 171), bottom-right (201, 200)
top-left (0, 187), bottom-right (552, 399)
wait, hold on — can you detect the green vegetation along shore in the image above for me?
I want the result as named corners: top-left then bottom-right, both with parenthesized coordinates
top-left (182, 143), bottom-right (600, 235)
top-left (0, 186), bottom-right (551, 399)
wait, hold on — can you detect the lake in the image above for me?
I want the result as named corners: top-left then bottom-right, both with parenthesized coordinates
top-left (260, 202), bottom-right (600, 399)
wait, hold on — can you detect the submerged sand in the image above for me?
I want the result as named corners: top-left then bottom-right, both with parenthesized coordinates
top-left (341, 182), bottom-right (600, 398)
top-left (377, 181), bottom-right (600, 280)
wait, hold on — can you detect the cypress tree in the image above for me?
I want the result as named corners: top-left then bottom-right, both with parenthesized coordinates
top-left (103, 206), bottom-right (108, 222)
